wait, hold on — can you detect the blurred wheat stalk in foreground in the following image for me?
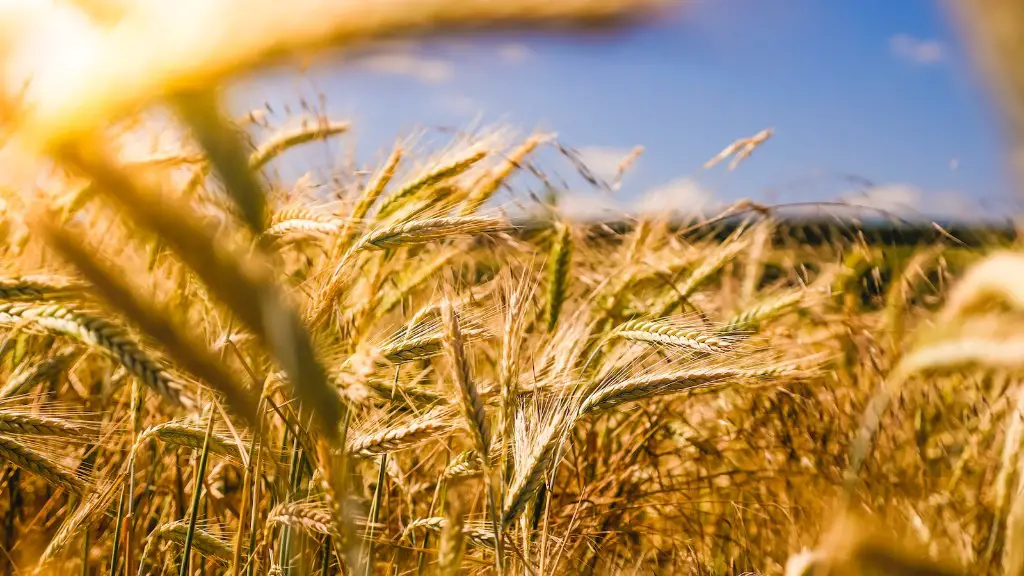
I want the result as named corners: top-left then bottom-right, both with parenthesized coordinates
top-left (790, 2), bottom-right (1024, 575)
top-left (953, 0), bottom-right (1024, 191)
top-left (0, 0), bottom-right (667, 150)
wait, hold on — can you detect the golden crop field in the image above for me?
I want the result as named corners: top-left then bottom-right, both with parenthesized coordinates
top-left (0, 1), bottom-right (1022, 574)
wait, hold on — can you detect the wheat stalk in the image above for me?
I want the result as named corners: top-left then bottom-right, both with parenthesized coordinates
top-left (36, 477), bottom-right (124, 569)
top-left (439, 496), bottom-right (466, 576)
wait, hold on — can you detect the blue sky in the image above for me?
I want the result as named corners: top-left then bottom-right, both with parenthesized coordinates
top-left (228, 0), bottom-right (1016, 221)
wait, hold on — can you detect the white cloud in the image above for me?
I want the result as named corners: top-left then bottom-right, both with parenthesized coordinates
top-left (573, 146), bottom-right (635, 183)
top-left (557, 192), bottom-right (625, 222)
top-left (557, 177), bottom-right (718, 222)
top-left (497, 43), bottom-right (532, 64)
top-left (930, 190), bottom-right (984, 219)
top-left (889, 34), bottom-right (945, 65)
top-left (352, 49), bottom-right (453, 83)
top-left (554, 181), bottom-right (985, 223)
top-left (636, 177), bottom-right (717, 217)
top-left (841, 184), bottom-right (922, 215)
top-left (839, 183), bottom-right (982, 220)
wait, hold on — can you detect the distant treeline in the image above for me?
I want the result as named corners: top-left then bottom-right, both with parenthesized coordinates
top-left (513, 217), bottom-right (1020, 248)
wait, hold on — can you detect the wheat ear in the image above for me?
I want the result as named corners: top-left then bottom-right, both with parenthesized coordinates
top-left (613, 319), bottom-right (732, 353)
top-left (653, 239), bottom-right (747, 317)
top-left (377, 326), bottom-right (487, 364)
top-left (545, 222), bottom-right (572, 332)
top-left (333, 145), bottom-right (404, 258)
top-left (266, 501), bottom-right (338, 537)
top-left (376, 149), bottom-right (488, 218)
top-left (0, 302), bottom-right (188, 408)
top-left (348, 412), bottom-right (450, 457)
top-left (441, 297), bottom-right (505, 569)
top-left (263, 217), bottom-right (343, 240)
top-left (142, 520), bottom-right (233, 563)
top-left (0, 410), bottom-right (94, 437)
top-left (0, 275), bottom-right (85, 302)
top-left (0, 433), bottom-right (85, 495)
top-left (499, 272), bottom-right (530, 475)
top-left (724, 289), bottom-right (804, 333)
top-left (360, 216), bottom-right (507, 250)
top-left (579, 365), bottom-right (802, 416)
top-left (249, 119), bottom-right (351, 170)
top-left (502, 409), bottom-right (571, 529)
top-left (404, 517), bottom-right (498, 550)
top-left (136, 419), bottom-right (243, 461)
top-left (440, 301), bottom-right (491, 459)
top-left (444, 450), bottom-right (485, 480)
top-left (0, 349), bottom-right (77, 399)
top-left (460, 133), bottom-right (549, 214)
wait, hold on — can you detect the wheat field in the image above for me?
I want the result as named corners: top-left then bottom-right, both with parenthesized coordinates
top-left (0, 1), bottom-right (1022, 575)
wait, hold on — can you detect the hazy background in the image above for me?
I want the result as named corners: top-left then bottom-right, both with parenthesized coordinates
top-left (228, 0), bottom-right (1015, 222)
